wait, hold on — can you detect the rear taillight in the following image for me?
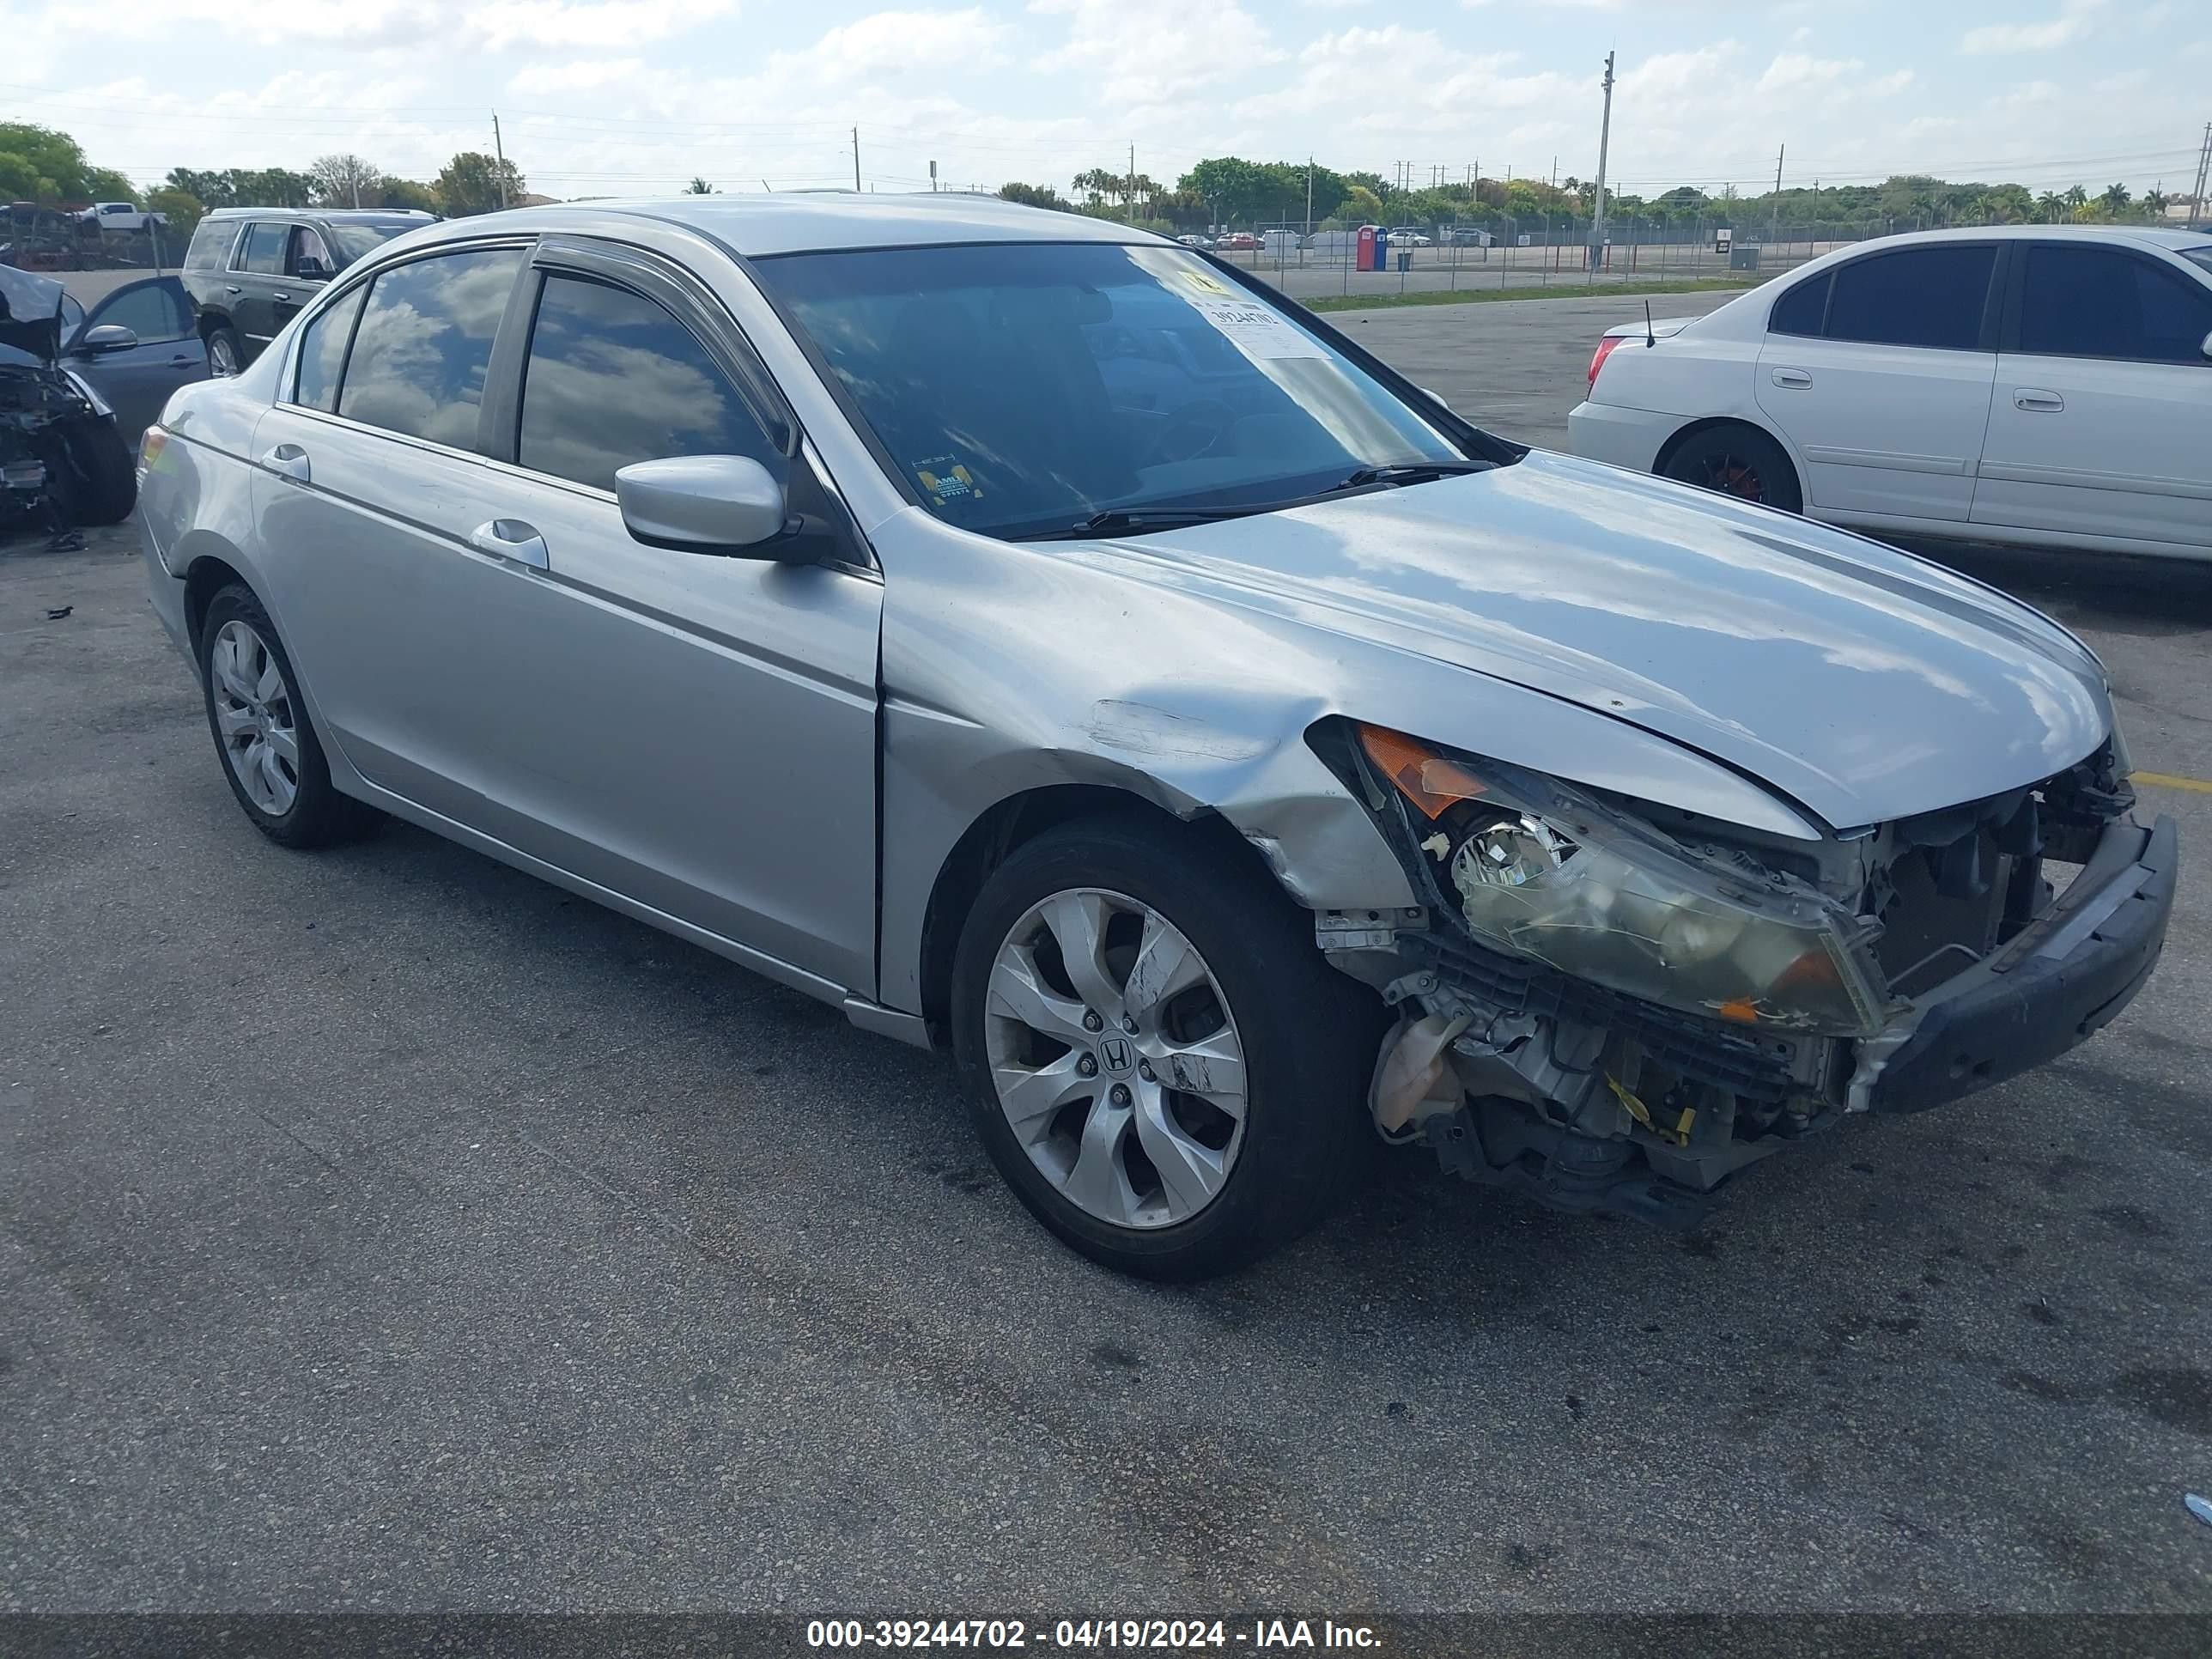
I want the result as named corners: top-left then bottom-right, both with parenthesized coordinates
top-left (1587, 335), bottom-right (1626, 388)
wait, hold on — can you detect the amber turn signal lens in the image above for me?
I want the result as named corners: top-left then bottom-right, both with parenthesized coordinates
top-left (1357, 724), bottom-right (1489, 820)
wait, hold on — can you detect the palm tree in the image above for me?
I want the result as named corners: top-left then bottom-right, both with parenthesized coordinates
top-left (2143, 188), bottom-right (2169, 219)
top-left (2036, 190), bottom-right (2063, 222)
top-left (2099, 183), bottom-right (2130, 216)
top-left (685, 176), bottom-right (712, 195)
top-left (2063, 184), bottom-right (2087, 211)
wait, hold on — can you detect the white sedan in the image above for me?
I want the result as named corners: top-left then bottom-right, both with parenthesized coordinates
top-left (1568, 226), bottom-right (2212, 560)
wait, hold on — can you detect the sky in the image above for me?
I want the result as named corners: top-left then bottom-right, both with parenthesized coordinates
top-left (3, 0), bottom-right (2206, 204)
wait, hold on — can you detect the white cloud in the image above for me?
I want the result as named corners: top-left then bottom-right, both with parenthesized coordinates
top-left (774, 8), bottom-right (1010, 82)
top-left (1032, 0), bottom-right (1279, 103)
top-left (1960, 0), bottom-right (2105, 55)
top-left (465, 1), bottom-right (735, 49)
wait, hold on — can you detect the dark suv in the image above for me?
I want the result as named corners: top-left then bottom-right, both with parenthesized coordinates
top-left (182, 208), bottom-right (435, 375)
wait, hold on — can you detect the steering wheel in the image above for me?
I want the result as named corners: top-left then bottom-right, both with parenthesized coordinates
top-left (1144, 399), bottom-right (1237, 466)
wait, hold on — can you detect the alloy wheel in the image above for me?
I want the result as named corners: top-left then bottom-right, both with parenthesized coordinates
top-left (1696, 452), bottom-right (1766, 501)
top-left (209, 619), bottom-right (300, 816)
top-left (984, 888), bottom-right (1248, 1230)
top-left (208, 335), bottom-right (240, 377)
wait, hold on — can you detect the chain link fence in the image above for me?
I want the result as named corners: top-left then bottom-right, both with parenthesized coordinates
top-left (1206, 216), bottom-right (1987, 302)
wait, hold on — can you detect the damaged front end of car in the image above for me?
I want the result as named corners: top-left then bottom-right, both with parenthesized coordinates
top-left (1310, 719), bottom-right (2177, 1230)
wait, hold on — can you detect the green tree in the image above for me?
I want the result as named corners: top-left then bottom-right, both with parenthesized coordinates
top-left (375, 176), bottom-right (440, 213)
top-left (2063, 183), bottom-right (2087, 211)
top-left (999, 180), bottom-right (1070, 211)
top-left (2098, 182), bottom-right (2130, 216)
top-left (308, 153), bottom-right (382, 208)
top-left (1333, 185), bottom-right (1383, 224)
top-left (0, 122), bottom-right (108, 202)
top-left (166, 167), bottom-right (238, 207)
top-left (145, 186), bottom-right (205, 240)
top-left (434, 151), bottom-right (525, 216)
top-left (686, 176), bottom-right (713, 194)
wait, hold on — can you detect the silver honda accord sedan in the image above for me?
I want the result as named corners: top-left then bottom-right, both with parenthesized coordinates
top-left (137, 195), bottom-right (2177, 1278)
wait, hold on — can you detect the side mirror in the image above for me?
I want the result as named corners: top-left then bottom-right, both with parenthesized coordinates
top-left (2202, 330), bottom-right (2212, 362)
top-left (295, 258), bottom-right (330, 281)
top-left (1419, 385), bottom-right (1449, 410)
top-left (615, 455), bottom-right (790, 556)
top-left (78, 324), bottom-right (138, 354)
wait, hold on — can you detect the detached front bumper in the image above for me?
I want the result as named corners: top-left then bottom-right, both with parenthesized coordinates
top-left (1855, 814), bottom-right (2177, 1115)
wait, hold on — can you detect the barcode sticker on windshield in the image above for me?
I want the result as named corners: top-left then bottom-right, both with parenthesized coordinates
top-left (1189, 296), bottom-right (1327, 362)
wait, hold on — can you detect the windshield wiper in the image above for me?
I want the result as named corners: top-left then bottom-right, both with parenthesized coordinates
top-left (1328, 461), bottom-right (1487, 492)
top-left (1025, 504), bottom-right (1277, 540)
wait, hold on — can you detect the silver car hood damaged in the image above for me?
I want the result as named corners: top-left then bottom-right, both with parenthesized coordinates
top-left (1078, 451), bottom-right (2111, 830)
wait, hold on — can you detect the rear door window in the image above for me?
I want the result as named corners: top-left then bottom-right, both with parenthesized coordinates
top-left (238, 222), bottom-right (289, 275)
top-left (185, 221), bottom-right (240, 270)
top-left (337, 247), bottom-right (525, 449)
top-left (1824, 245), bottom-right (1996, 350)
top-left (517, 272), bottom-right (785, 492)
top-left (289, 226), bottom-right (335, 278)
top-left (2018, 244), bottom-right (2212, 365)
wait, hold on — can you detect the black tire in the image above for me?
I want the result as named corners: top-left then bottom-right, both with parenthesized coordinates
top-left (951, 813), bottom-right (1385, 1279)
top-left (197, 583), bottom-right (375, 848)
top-left (204, 325), bottom-right (243, 378)
top-left (57, 416), bottom-right (135, 526)
top-left (1660, 422), bottom-right (1803, 514)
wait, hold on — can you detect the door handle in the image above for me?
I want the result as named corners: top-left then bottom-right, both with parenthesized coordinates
top-left (168, 353), bottom-right (197, 365)
top-left (470, 518), bottom-right (550, 571)
top-left (1771, 368), bottom-right (1814, 389)
top-left (259, 442), bottom-right (310, 483)
top-left (272, 291), bottom-right (290, 303)
top-left (2014, 388), bottom-right (2064, 412)
top-left (224, 283), bottom-right (242, 295)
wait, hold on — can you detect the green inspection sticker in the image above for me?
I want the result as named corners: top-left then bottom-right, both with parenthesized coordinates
top-left (913, 455), bottom-right (982, 505)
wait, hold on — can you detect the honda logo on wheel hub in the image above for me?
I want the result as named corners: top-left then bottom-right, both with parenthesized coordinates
top-left (1097, 1036), bottom-right (1134, 1076)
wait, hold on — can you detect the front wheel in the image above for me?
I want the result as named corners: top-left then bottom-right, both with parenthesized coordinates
top-left (951, 815), bottom-right (1383, 1279)
top-left (1660, 422), bottom-right (1803, 514)
top-left (57, 416), bottom-right (135, 526)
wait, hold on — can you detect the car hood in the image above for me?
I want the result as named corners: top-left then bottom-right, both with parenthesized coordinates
top-left (1074, 451), bottom-right (2110, 830)
top-left (0, 264), bottom-right (65, 363)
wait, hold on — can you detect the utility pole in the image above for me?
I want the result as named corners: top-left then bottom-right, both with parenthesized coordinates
top-left (1589, 49), bottom-right (1615, 263)
top-left (1128, 143), bottom-right (1136, 222)
top-left (853, 126), bottom-right (861, 192)
top-left (491, 111), bottom-right (509, 210)
top-left (2190, 122), bottom-right (2212, 229)
top-left (1771, 143), bottom-right (1784, 245)
top-left (1305, 155), bottom-right (1314, 235)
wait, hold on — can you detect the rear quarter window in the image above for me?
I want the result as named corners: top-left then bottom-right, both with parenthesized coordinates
top-left (185, 221), bottom-right (240, 271)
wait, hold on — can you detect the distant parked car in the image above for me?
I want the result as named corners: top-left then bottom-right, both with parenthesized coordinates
top-left (78, 201), bottom-right (169, 235)
top-left (1175, 234), bottom-right (1213, 249)
top-left (1215, 231), bottom-right (1259, 251)
top-left (1569, 226), bottom-right (2212, 561)
top-left (182, 207), bottom-right (436, 375)
top-left (1389, 228), bottom-right (1432, 247)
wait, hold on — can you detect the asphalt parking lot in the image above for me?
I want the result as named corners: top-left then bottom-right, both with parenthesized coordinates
top-left (4, 294), bottom-right (2210, 1619)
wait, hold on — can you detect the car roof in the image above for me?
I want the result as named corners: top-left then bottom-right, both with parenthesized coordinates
top-left (404, 191), bottom-right (1170, 258)
top-left (1834, 223), bottom-right (2209, 252)
top-left (202, 208), bottom-right (436, 222)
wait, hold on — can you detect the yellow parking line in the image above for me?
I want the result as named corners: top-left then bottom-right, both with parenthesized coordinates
top-left (2136, 770), bottom-right (2212, 795)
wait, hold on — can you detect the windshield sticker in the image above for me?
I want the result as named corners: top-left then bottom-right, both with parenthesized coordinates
top-left (914, 457), bottom-right (982, 506)
top-left (1188, 295), bottom-right (1327, 362)
top-left (1179, 268), bottom-right (1234, 297)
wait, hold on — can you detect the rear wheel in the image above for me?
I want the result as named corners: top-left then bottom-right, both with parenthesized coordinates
top-left (951, 815), bottom-right (1383, 1279)
top-left (1661, 422), bottom-right (1802, 514)
top-left (197, 584), bottom-right (374, 848)
top-left (205, 325), bottom-right (242, 378)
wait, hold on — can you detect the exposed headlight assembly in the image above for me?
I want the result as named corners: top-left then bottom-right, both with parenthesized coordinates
top-left (1356, 724), bottom-right (1891, 1036)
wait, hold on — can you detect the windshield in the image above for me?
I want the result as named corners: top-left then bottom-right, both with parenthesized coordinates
top-left (753, 241), bottom-right (1466, 539)
top-left (328, 222), bottom-right (416, 264)
top-left (2181, 246), bottom-right (2212, 277)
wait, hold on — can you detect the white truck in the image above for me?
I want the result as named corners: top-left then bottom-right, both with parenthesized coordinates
top-left (77, 201), bottom-right (168, 234)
